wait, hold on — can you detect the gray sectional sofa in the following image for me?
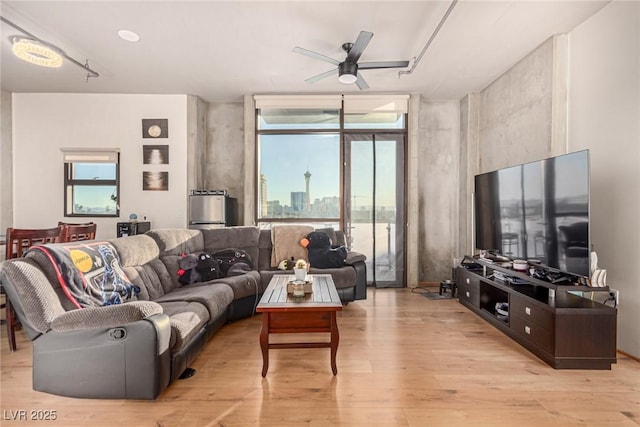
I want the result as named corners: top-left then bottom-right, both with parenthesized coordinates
top-left (0, 226), bottom-right (366, 399)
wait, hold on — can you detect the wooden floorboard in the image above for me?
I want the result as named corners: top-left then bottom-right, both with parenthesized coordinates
top-left (1, 288), bottom-right (639, 426)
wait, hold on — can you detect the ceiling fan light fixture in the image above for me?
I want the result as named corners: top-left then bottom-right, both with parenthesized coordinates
top-left (338, 61), bottom-right (358, 84)
top-left (11, 36), bottom-right (63, 68)
top-left (338, 73), bottom-right (357, 84)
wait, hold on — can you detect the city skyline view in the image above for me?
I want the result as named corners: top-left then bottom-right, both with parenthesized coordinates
top-left (258, 134), bottom-right (399, 219)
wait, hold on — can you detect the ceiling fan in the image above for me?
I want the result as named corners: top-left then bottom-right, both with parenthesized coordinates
top-left (293, 30), bottom-right (409, 90)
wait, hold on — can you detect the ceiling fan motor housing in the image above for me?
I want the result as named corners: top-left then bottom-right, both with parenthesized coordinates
top-left (339, 61), bottom-right (358, 78)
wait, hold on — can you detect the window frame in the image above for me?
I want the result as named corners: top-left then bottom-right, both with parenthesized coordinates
top-left (63, 152), bottom-right (120, 218)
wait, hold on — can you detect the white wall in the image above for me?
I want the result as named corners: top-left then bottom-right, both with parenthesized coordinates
top-left (568, 0), bottom-right (640, 358)
top-left (12, 93), bottom-right (189, 239)
top-left (1, 90), bottom-right (12, 234)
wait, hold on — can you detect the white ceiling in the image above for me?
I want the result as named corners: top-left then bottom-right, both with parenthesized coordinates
top-left (0, 0), bottom-right (610, 102)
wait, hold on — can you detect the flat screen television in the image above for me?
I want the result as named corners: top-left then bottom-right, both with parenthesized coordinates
top-left (474, 150), bottom-right (590, 277)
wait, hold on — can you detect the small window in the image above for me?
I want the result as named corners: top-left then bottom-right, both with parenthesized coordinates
top-left (63, 149), bottom-right (119, 217)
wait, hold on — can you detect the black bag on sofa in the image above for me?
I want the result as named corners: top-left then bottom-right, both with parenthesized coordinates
top-left (211, 248), bottom-right (253, 277)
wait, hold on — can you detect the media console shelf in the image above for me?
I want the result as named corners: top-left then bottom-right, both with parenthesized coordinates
top-left (456, 259), bottom-right (617, 370)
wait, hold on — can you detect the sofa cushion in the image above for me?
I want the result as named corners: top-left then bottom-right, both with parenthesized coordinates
top-left (153, 282), bottom-right (233, 322)
top-left (155, 300), bottom-right (210, 352)
top-left (209, 270), bottom-right (263, 300)
top-left (121, 258), bottom-right (177, 301)
top-left (258, 229), bottom-right (273, 271)
top-left (108, 235), bottom-right (160, 267)
top-left (270, 225), bottom-right (314, 267)
top-left (145, 229), bottom-right (204, 256)
top-left (310, 267), bottom-right (356, 289)
top-left (201, 226), bottom-right (260, 268)
top-left (315, 227), bottom-right (338, 246)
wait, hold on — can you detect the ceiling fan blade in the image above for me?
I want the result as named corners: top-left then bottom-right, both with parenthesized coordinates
top-left (346, 31), bottom-right (373, 63)
top-left (358, 60), bottom-right (410, 69)
top-left (293, 46), bottom-right (340, 65)
top-left (305, 68), bottom-right (338, 84)
top-left (355, 73), bottom-right (369, 90)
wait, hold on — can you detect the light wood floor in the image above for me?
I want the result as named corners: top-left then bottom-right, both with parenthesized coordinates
top-left (1, 288), bottom-right (639, 426)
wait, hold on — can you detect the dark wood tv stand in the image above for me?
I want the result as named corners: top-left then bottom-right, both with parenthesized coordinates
top-left (456, 259), bottom-right (617, 369)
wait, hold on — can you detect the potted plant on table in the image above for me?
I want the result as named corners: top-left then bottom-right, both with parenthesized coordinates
top-left (293, 259), bottom-right (308, 281)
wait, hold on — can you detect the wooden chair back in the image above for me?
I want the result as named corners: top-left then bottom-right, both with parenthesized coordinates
top-left (5, 226), bottom-right (65, 260)
top-left (59, 222), bottom-right (97, 242)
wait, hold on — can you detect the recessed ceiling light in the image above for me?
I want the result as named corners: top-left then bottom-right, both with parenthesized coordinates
top-left (117, 29), bottom-right (140, 42)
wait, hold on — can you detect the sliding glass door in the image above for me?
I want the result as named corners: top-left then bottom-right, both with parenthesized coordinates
top-left (344, 133), bottom-right (406, 288)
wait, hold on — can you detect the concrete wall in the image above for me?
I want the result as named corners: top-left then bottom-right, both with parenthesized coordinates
top-left (406, 94), bottom-right (421, 288)
top-left (243, 95), bottom-right (256, 226)
top-left (11, 93), bottom-right (190, 239)
top-left (478, 36), bottom-right (568, 174)
top-left (0, 90), bottom-right (12, 234)
top-left (187, 95), bottom-right (207, 191)
top-left (568, 0), bottom-right (640, 357)
top-left (417, 98), bottom-right (460, 282)
top-left (204, 101), bottom-right (245, 225)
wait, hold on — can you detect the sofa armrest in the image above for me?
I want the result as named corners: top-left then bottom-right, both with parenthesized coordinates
top-left (345, 251), bottom-right (367, 265)
top-left (34, 313), bottom-right (171, 399)
top-left (50, 301), bottom-right (163, 332)
top-left (350, 260), bottom-right (367, 301)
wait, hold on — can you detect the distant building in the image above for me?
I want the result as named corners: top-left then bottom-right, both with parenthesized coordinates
top-left (304, 170), bottom-right (311, 210)
top-left (260, 174), bottom-right (268, 217)
top-left (267, 200), bottom-right (283, 216)
top-left (291, 191), bottom-right (306, 212)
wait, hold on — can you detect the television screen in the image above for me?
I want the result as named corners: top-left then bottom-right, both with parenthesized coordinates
top-left (474, 150), bottom-right (590, 277)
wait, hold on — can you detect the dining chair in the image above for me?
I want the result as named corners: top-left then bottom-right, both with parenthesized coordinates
top-left (3, 226), bottom-right (65, 351)
top-left (58, 222), bottom-right (97, 242)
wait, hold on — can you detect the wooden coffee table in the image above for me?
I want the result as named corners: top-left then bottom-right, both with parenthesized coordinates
top-left (256, 274), bottom-right (343, 376)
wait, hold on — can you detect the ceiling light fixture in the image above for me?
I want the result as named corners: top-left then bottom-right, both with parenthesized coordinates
top-left (338, 73), bottom-right (357, 84)
top-left (11, 37), bottom-right (63, 68)
top-left (0, 15), bottom-right (99, 80)
top-left (338, 62), bottom-right (358, 84)
top-left (117, 29), bottom-right (140, 42)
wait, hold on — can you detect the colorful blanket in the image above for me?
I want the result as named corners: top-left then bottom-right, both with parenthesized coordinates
top-left (29, 241), bottom-right (140, 309)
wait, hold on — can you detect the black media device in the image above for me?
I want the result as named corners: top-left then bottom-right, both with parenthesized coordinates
top-left (474, 150), bottom-right (590, 278)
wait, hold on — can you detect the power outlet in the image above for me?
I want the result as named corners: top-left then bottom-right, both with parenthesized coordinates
top-left (609, 289), bottom-right (620, 306)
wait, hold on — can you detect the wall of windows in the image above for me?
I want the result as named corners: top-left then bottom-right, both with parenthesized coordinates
top-left (255, 94), bottom-right (408, 287)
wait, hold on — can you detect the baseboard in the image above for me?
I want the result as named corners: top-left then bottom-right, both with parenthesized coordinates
top-left (416, 281), bottom-right (440, 288)
top-left (617, 349), bottom-right (640, 363)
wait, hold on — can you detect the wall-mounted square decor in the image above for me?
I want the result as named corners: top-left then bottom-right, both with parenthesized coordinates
top-left (143, 144), bottom-right (169, 165)
top-left (142, 118), bottom-right (168, 138)
top-left (143, 171), bottom-right (169, 191)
